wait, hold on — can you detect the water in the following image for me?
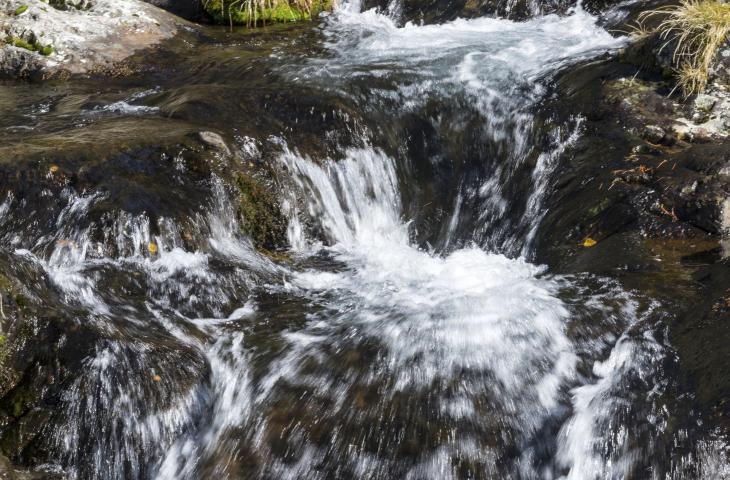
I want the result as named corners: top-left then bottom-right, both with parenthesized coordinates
top-left (0, 1), bottom-right (727, 479)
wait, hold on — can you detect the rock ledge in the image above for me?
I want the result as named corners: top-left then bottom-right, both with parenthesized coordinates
top-left (0, 0), bottom-right (183, 78)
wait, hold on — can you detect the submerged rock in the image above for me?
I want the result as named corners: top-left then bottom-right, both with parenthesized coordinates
top-left (198, 131), bottom-right (231, 156)
top-left (0, 0), bottom-right (183, 79)
top-left (641, 124), bottom-right (669, 144)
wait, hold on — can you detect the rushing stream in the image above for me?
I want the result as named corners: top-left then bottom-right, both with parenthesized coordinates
top-left (0, 1), bottom-right (728, 479)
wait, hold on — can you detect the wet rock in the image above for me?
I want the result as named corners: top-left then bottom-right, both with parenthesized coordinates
top-left (680, 180), bottom-right (699, 199)
top-left (642, 125), bottom-right (668, 144)
top-left (632, 143), bottom-right (661, 155)
top-left (143, 0), bottom-right (204, 22)
top-left (691, 111), bottom-right (709, 124)
top-left (0, 0), bottom-right (183, 79)
top-left (0, 454), bottom-right (14, 480)
top-left (198, 131), bottom-right (231, 156)
top-left (234, 173), bottom-right (287, 251)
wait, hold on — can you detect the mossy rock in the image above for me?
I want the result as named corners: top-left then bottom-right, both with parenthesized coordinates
top-left (234, 173), bottom-right (287, 251)
top-left (204, 0), bottom-right (333, 26)
top-left (9, 37), bottom-right (35, 52)
top-left (8, 37), bottom-right (54, 56)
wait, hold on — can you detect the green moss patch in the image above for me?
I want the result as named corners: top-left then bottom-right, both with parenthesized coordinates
top-left (234, 173), bottom-right (287, 251)
top-left (204, 0), bottom-right (333, 26)
top-left (8, 37), bottom-right (54, 56)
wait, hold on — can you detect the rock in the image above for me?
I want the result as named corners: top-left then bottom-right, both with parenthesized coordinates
top-left (642, 125), bottom-right (667, 144)
top-left (691, 111), bottom-right (709, 124)
top-left (632, 143), bottom-right (660, 155)
top-left (709, 40), bottom-right (730, 86)
top-left (0, 454), bottom-right (16, 480)
top-left (0, 0), bottom-right (184, 79)
top-left (680, 180), bottom-right (698, 199)
top-left (143, 0), bottom-right (205, 22)
top-left (722, 197), bottom-right (730, 233)
top-left (719, 162), bottom-right (730, 177)
top-left (694, 94), bottom-right (718, 113)
top-left (198, 131), bottom-right (231, 155)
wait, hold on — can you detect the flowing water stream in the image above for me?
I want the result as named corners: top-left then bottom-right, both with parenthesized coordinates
top-left (0, 1), bottom-right (728, 479)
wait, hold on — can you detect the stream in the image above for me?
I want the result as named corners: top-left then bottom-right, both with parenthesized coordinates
top-left (0, 0), bottom-right (728, 479)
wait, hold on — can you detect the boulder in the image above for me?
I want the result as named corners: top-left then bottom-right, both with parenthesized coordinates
top-left (0, 0), bottom-right (184, 79)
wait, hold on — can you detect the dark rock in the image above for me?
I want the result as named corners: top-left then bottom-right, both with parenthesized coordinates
top-left (708, 40), bottom-right (730, 86)
top-left (691, 111), bottom-right (709, 124)
top-left (361, 0), bottom-right (569, 23)
top-left (679, 180), bottom-right (698, 199)
top-left (642, 124), bottom-right (668, 144)
top-left (143, 0), bottom-right (206, 22)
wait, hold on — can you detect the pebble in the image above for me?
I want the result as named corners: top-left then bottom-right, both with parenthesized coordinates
top-left (642, 125), bottom-right (666, 144)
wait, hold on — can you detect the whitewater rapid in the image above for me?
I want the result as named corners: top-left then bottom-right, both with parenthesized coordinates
top-left (1, 1), bottom-right (726, 479)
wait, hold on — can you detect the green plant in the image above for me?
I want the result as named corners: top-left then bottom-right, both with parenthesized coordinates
top-left (14, 4), bottom-right (28, 15)
top-left (10, 37), bottom-right (35, 51)
top-left (203, 0), bottom-right (334, 28)
top-left (7, 36), bottom-right (54, 56)
top-left (641, 0), bottom-right (730, 95)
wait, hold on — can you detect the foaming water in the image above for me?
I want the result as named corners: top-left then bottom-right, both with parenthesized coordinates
top-left (0, 2), bottom-right (725, 480)
top-left (265, 145), bottom-right (653, 478)
top-left (286, 146), bottom-right (578, 411)
top-left (318, 5), bottom-right (623, 80)
top-left (283, 4), bottom-right (627, 254)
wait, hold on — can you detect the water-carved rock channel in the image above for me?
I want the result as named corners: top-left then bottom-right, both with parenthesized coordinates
top-left (0, 1), bottom-right (728, 479)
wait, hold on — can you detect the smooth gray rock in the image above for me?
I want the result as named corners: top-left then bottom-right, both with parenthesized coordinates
top-left (0, 0), bottom-right (184, 78)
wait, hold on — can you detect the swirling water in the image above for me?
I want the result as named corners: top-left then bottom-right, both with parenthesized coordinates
top-left (0, 1), bottom-right (727, 479)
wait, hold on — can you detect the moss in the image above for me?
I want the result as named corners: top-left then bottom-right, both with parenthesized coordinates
top-left (13, 294), bottom-right (28, 309)
top-left (14, 5), bottom-right (28, 15)
top-left (8, 37), bottom-right (54, 56)
top-left (204, 0), bottom-right (333, 26)
top-left (587, 197), bottom-right (613, 217)
top-left (10, 37), bottom-right (36, 52)
top-left (234, 173), bottom-right (287, 251)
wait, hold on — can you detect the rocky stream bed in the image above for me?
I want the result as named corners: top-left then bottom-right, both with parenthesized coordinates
top-left (0, 0), bottom-right (729, 478)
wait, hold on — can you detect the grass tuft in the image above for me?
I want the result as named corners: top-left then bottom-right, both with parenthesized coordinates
top-left (641, 0), bottom-right (730, 96)
top-left (204, 0), bottom-right (334, 28)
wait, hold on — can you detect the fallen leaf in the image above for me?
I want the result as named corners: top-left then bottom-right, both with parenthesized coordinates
top-left (152, 374), bottom-right (161, 382)
top-left (582, 237), bottom-right (598, 247)
top-left (49, 165), bottom-right (59, 174)
top-left (148, 242), bottom-right (158, 254)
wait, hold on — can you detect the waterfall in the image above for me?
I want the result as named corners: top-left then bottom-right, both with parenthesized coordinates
top-left (0, 1), bottom-right (726, 479)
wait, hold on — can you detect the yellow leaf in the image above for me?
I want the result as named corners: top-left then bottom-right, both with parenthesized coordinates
top-left (49, 165), bottom-right (59, 174)
top-left (148, 242), bottom-right (158, 254)
top-left (582, 237), bottom-right (598, 247)
top-left (152, 374), bottom-right (161, 382)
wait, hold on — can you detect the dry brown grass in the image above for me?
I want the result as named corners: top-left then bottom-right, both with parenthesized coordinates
top-left (640, 0), bottom-right (730, 95)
